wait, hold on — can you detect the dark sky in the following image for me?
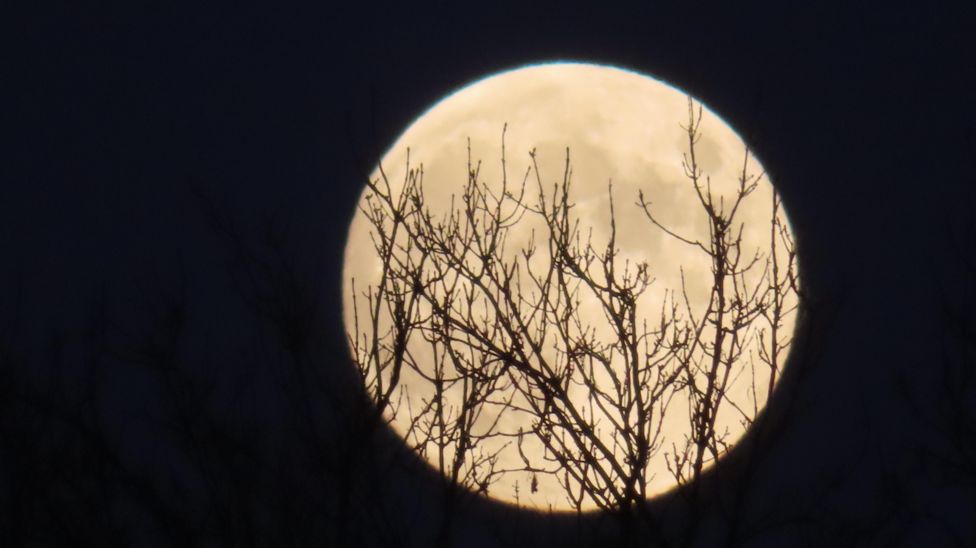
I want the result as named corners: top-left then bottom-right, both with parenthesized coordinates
top-left (4, 3), bottom-right (976, 546)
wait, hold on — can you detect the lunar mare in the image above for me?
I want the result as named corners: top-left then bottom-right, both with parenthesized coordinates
top-left (342, 63), bottom-right (797, 511)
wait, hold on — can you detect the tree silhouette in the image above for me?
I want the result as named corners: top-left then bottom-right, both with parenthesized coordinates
top-left (346, 98), bottom-right (800, 518)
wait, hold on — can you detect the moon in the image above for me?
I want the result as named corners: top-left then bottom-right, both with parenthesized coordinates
top-left (342, 62), bottom-right (798, 511)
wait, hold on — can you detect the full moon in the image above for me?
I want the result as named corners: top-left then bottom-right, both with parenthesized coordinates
top-left (343, 63), bottom-right (798, 511)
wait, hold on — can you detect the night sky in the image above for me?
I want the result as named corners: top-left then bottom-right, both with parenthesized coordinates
top-left (4, 3), bottom-right (976, 546)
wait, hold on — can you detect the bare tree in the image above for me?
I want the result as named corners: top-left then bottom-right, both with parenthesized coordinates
top-left (346, 97), bottom-right (800, 522)
top-left (638, 100), bottom-right (799, 493)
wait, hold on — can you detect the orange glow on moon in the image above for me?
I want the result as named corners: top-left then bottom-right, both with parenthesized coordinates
top-left (343, 63), bottom-right (798, 511)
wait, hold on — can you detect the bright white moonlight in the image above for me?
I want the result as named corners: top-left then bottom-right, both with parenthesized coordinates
top-left (343, 62), bottom-right (798, 511)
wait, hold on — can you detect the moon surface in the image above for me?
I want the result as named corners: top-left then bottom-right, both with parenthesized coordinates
top-left (343, 63), bottom-right (797, 511)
